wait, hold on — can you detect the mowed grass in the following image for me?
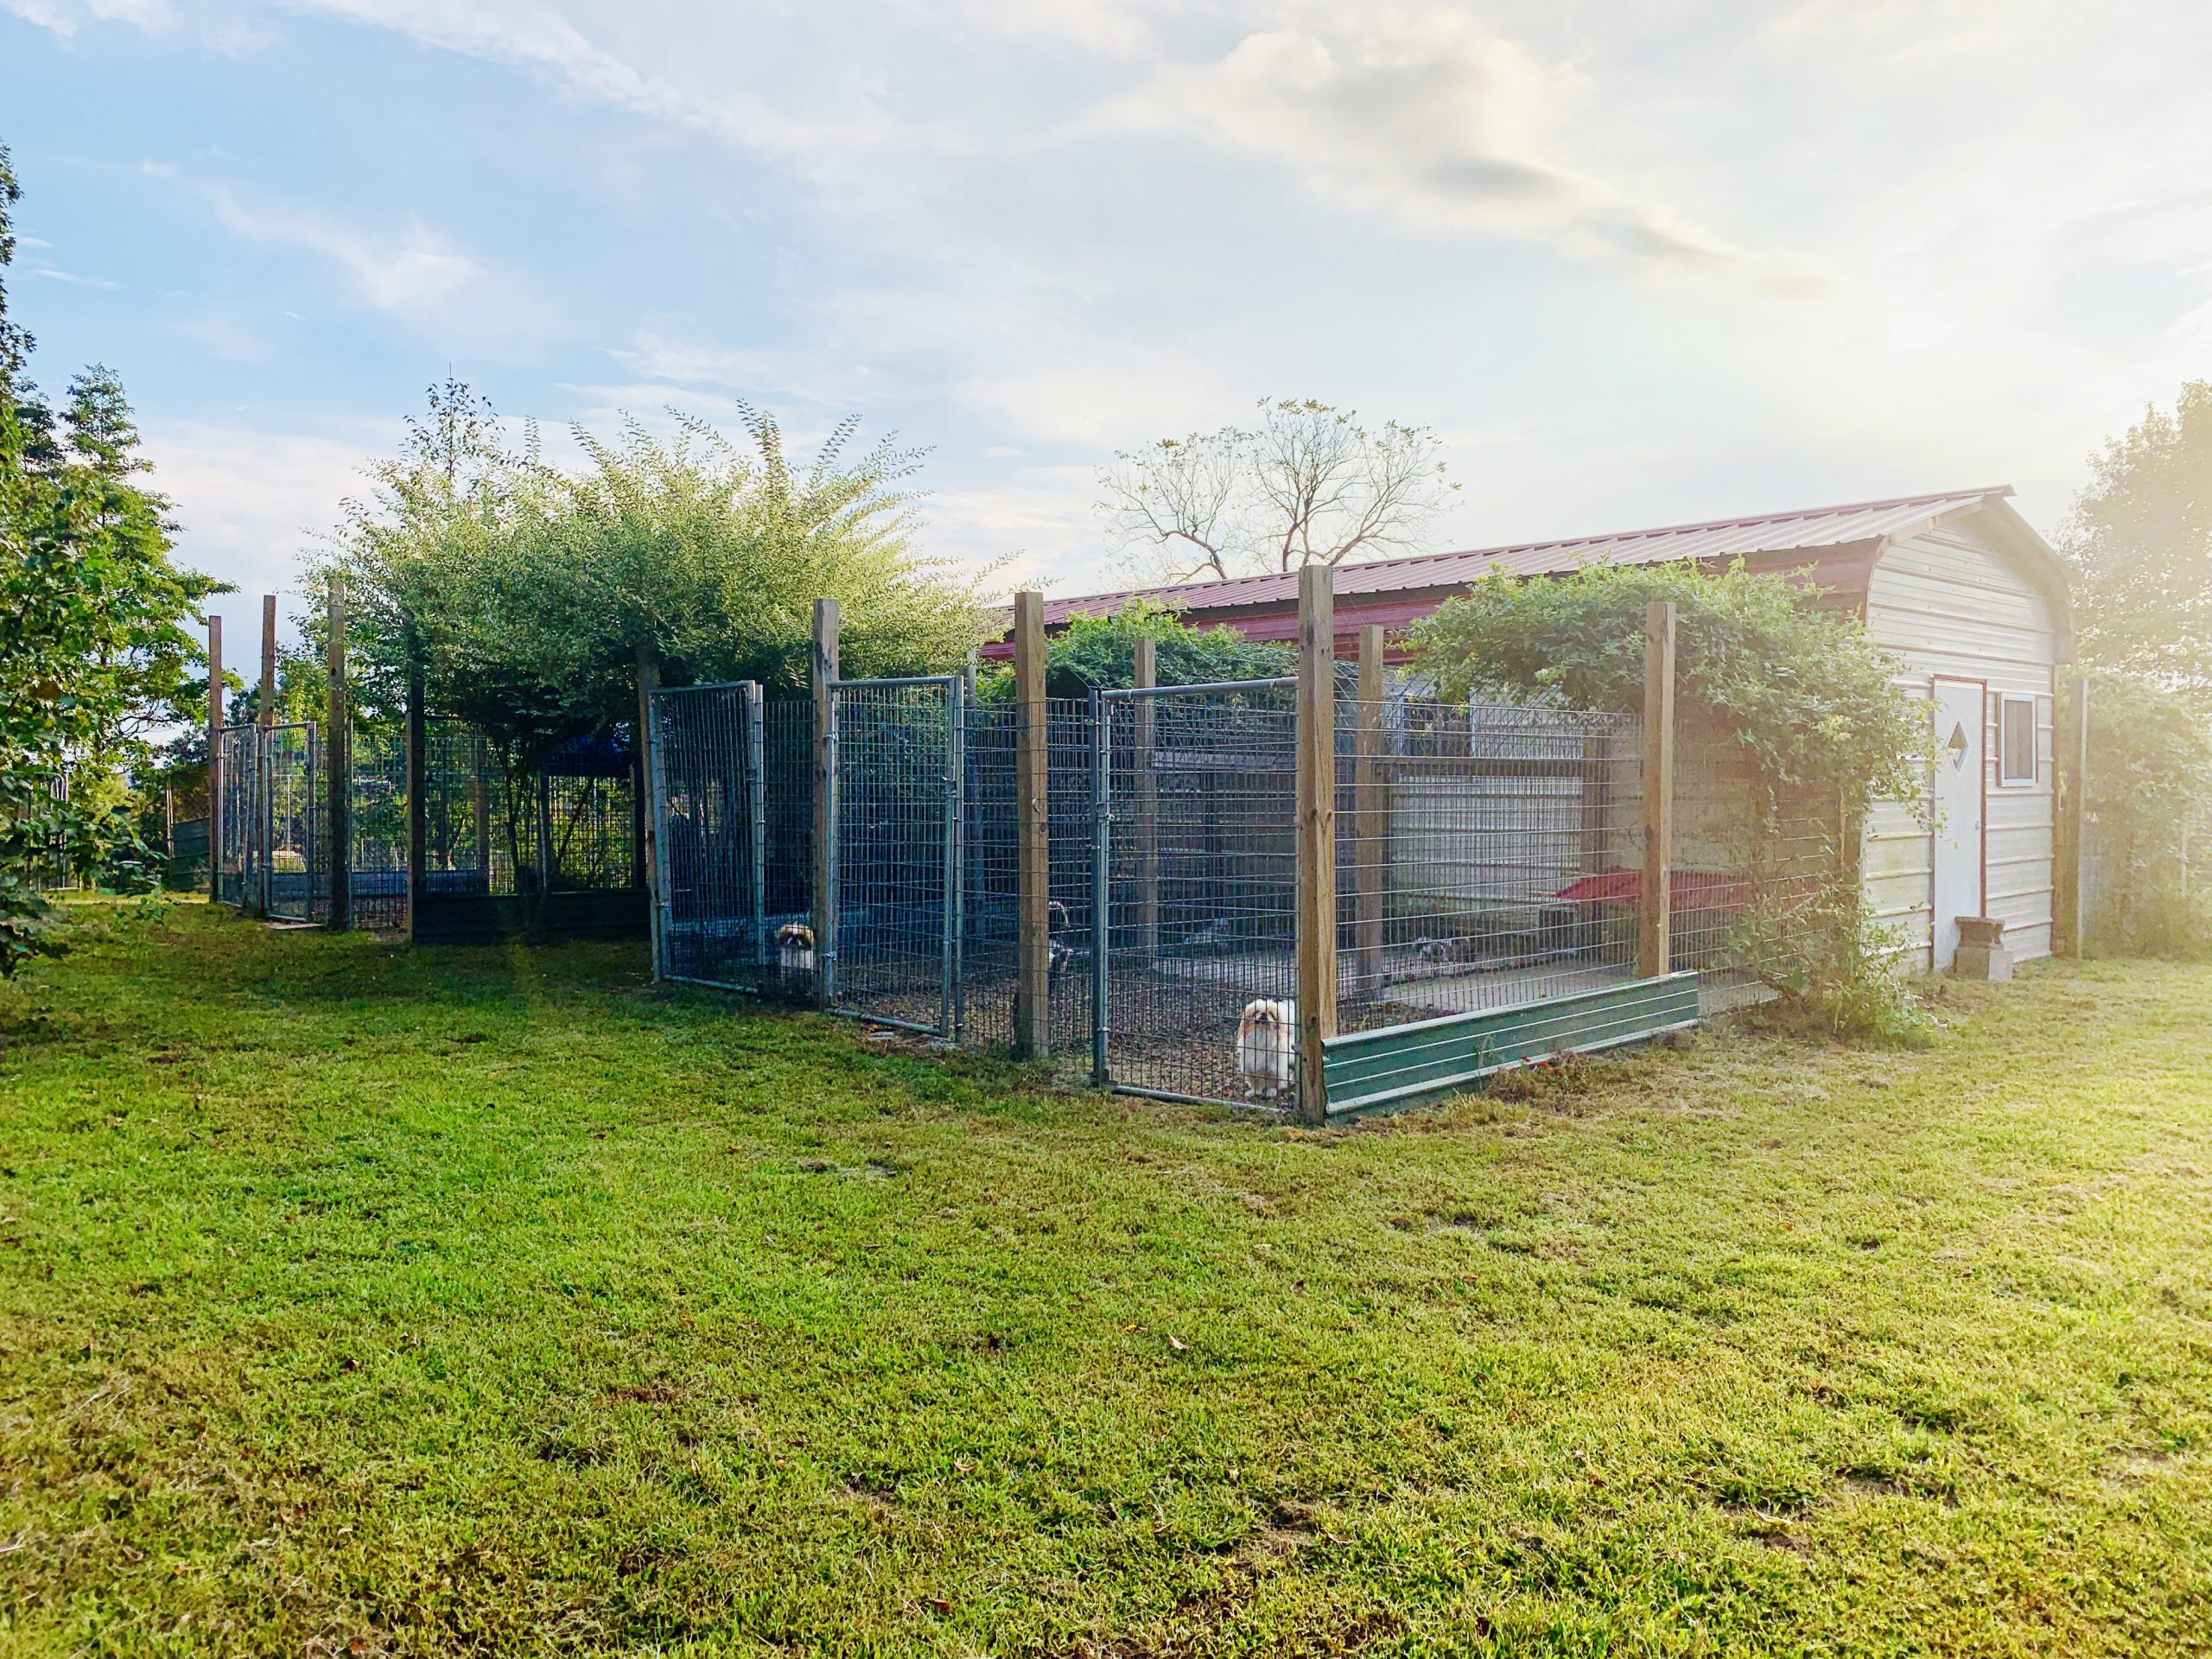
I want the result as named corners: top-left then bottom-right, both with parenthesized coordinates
top-left (2, 903), bottom-right (2209, 1657)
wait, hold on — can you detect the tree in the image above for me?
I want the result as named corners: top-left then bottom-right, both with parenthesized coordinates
top-left (1097, 397), bottom-right (1457, 581)
top-left (0, 143), bottom-right (219, 974)
top-left (976, 598), bottom-right (1293, 702)
top-left (318, 389), bottom-right (994, 769)
top-left (2063, 381), bottom-right (2212, 705)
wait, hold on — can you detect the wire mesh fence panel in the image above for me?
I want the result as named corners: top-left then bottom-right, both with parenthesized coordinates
top-left (830, 678), bottom-right (961, 1035)
top-left (349, 727), bottom-right (410, 930)
top-left (264, 722), bottom-right (319, 921)
top-left (215, 724), bottom-right (257, 908)
top-left (1335, 698), bottom-right (1646, 1034)
top-left (654, 683), bottom-right (771, 992)
top-left (957, 699), bottom-right (1019, 1051)
top-left (763, 701), bottom-right (814, 990)
top-left (1098, 682), bottom-right (1300, 1105)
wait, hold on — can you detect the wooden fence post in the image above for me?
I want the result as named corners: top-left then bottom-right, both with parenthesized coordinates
top-left (256, 594), bottom-right (277, 918)
top-left (1353, 624), bottom-right (1387, 990)
top-left (1638, 599), bottom-right (1677, 979)
top-left (1295, 563), bottom-right (1338, 1126)
top-left (2054, 672), bottom-right (2091, 957)
top-left (1012, 592), bottom-right (1051, 1058)
top-left (1132, 637), bottom-right (1159, 967)
top-left (636, 642), bottom-right (663, 980)
top-left (206, 613), bottom-right (223, 903)
top-left (810, 598), bottom-right (840, 1009)
top-left (326, 575), bottom-right (352, 931)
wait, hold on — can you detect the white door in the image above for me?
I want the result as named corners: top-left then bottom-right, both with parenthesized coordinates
top-left (1930, 680), bottom-right (1984, 970)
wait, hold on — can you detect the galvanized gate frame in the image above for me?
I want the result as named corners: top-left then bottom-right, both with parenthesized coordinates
top-left (1090, 678), bottom-right (1298, 1101)
top-left (824, 674), bottom-right (966, 1039)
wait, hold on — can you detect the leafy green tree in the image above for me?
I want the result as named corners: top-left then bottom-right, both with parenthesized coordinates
top-left (0, 144), bottom-right (219, 974)
top-left (1007, 598), bottom-right (1292, 700)
top-left (2074, 670), bottom-right (2212, 958)
top-left (2063, 382), bottom-right (2212, 706)
top-left (318, 387), bottom-right (994, 769)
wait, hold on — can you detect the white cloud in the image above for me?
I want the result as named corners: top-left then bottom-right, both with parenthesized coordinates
top-left (4, 0), bottom-right (177, 36)
top-left (140, 420), bottom-right (374, 603)
top-left (1095, 10), bottom-right (1825, 292)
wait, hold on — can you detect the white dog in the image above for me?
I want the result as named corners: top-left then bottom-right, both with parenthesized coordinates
top-left (775, 921), bottom-right (816, 983)
top-left (1236, 998), bottom-right (1298, 1101)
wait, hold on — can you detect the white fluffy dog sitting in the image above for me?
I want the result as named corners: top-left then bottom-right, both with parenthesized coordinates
top-left (775, 921), bottom-right (816, 985)
top-left (1236, 998), bottom-right (1297, 1101)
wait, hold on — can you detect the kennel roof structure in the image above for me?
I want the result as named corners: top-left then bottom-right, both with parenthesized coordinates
top-left (988, 486), bottom-right (2070, 652)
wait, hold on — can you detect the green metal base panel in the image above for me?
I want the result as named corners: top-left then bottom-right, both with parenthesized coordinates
top-left (1321, 972), bottom-right (1700, 1117)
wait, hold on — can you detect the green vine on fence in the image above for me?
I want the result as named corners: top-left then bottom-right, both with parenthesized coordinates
top-left (1410, 560), bottom-right (1937, 1039)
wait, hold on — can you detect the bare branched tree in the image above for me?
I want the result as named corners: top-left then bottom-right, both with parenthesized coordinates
top-left (1097, 398), bottom-right (1457, 581)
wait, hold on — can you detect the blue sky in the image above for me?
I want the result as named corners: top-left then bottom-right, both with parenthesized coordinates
top-left (8, 0), bottom-right (2211, 651)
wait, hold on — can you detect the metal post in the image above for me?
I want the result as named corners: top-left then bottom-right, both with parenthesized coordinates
top-left (744, 682), bottom-right (768, 971)
top-left (472, 736), bottom-right (491, 889)
top-left (1090, 688), bottom-right (1112, 1088)
top-left (1294, 564), bottom-right (1338, 1126)
top-left (257, 594), bottom-right (277, 918)
top-left (1639, 599), bottom-right (1678, 979)
top-left (326, 575), bottom-right (352, 931)
top-left (637, 643), bottom-right (664, 980)
top-left (535, 770), bottom-right (554, 904)
top-left (810, 599), bottom-right (840, 1008)
top-left (1012, 592), bottom-right (1051, 1058)
top-left (943, 674), bottom-right (965, 1039)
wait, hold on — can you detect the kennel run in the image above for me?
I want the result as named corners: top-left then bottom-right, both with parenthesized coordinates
top-left (645, 574), bottom-right (1830, 1122)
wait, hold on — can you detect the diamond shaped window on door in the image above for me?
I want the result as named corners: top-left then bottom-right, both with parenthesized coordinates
top-left (1947, 721), bottom-right (1970, 771)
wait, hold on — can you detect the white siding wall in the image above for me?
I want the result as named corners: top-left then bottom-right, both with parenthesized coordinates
top-left (1863, 515), bottom-right (2059, 966)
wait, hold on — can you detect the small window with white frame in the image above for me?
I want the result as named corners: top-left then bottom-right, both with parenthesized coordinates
top-left (1997, 694), bottom-right (2037, 786)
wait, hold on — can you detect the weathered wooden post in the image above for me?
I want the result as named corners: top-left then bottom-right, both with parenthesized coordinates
top-left (325, 575), bottom-right (352, 931)
top-left (2054, 673), bottom-right (2091, 957)
top-left (1132, 637), bottom-right (1160, 967)
top-left (1638, 599), bottom-right (1678, 979)
top-left (1353, 623), bottom-right (1388, 991)
top-left (205, 613), bottom-right (224, 903)
top-left (255, 594), bottom-right (277, 917)
top-left (636, 641), bottom-right (663, 980)
top-left (1294, 563), bottom-right (1338, 1126)
top-left (404, 644), bottom-right (427, 945)
top-left (1012, 592), bottom-right (1051, 1058)
top-left (810, 598), bottom-right (840, 1009)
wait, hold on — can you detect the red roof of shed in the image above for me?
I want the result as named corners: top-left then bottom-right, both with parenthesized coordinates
top-left (1028, 486), bottom-right (2023, 631)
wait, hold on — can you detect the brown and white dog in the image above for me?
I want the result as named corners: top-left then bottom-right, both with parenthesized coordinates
top-left (775, 921), bottom-right (817, 984)
top-left (1236, 998), bottom-right (1297, 1101)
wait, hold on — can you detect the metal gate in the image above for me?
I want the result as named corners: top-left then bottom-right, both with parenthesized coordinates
top-left (264, 721), bottom-right (320, 921)
top-left (829, 676), bottom-right (964, 1036)
top-left (652, 682), bottom-right (773, 991)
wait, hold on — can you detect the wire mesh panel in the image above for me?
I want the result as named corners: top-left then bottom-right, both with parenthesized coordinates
top-left (654, 683), bottom-right (771, 992)
top-left (944, 696), bottom-right (1095, 1057)
top-left (215, 724), bottom-right (256, 908)
top-left (349, 727), bottom-right (410, 931)
top-left (830, 678), bottom-right (962, 1035)
top-left (264, 722), bottom-right (319, 921)
top-left (1336, 698), bottom-right (1646, 1033)
top-left (1097, 682), bottom-right (1300, 1105)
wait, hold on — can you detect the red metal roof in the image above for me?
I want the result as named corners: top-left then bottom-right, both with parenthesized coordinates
top-left (1030, 486), bottom-right (2017, 627)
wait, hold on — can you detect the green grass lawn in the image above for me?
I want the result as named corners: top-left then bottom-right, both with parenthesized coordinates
top-left (3, 900), bottom-right (2209, 1656)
